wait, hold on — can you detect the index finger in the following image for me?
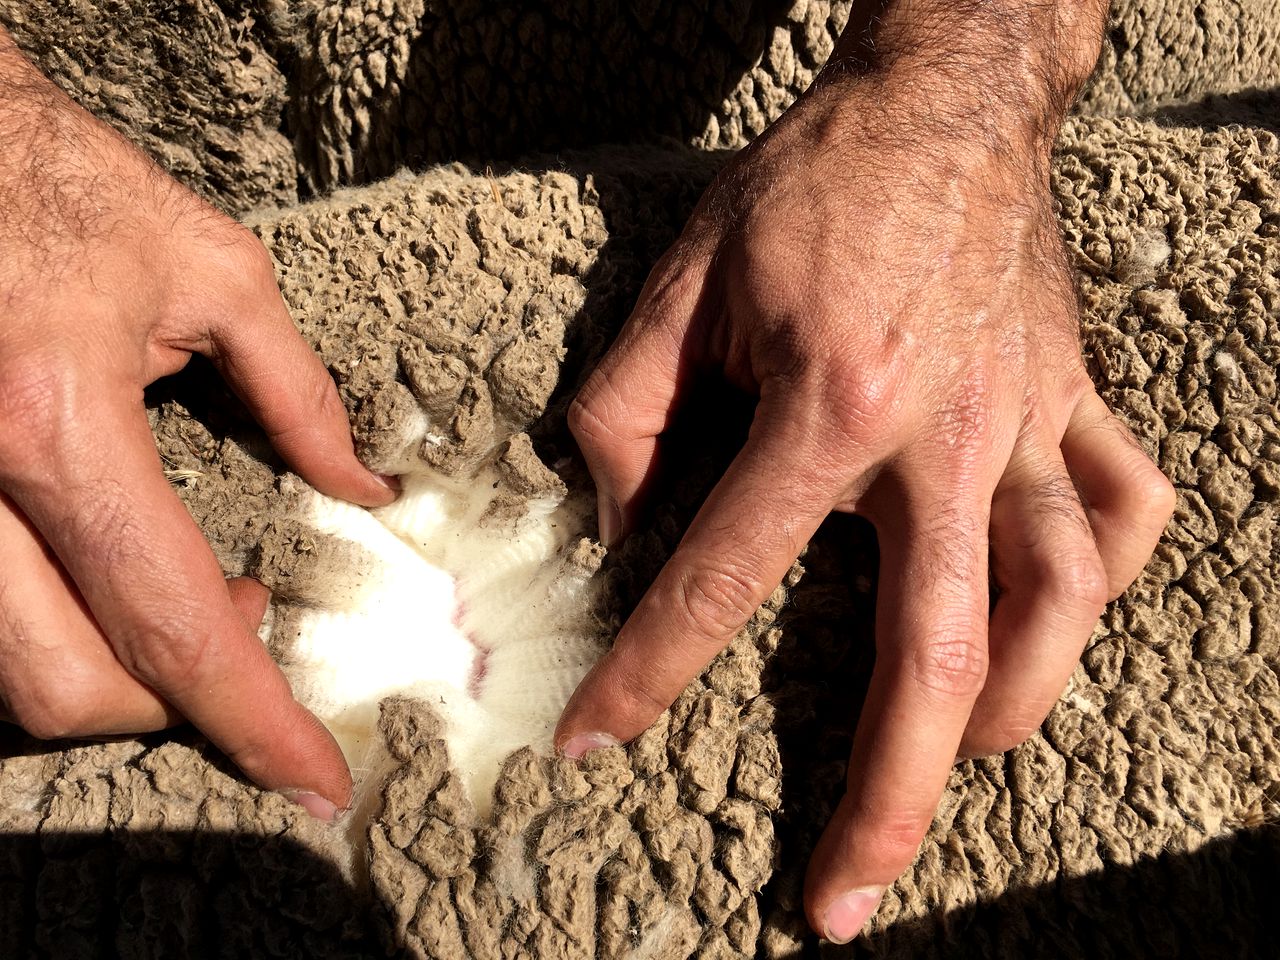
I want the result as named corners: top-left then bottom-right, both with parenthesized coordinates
top-left (804, 476), bottom-right (993, 943)
top-left (160, 234), bottom-right (396, 509)
top-left (555, 384), bottom-right (873, 755)
top-left (0, 386), bottom-right (352, 813)
top-left (201, 263), bottom-right (398, 509)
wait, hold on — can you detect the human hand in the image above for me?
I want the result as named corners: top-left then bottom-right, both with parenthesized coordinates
top-left (0, 30), bottom-right (395, 818)
top-left (557, 0), bottom-right (1174, 942)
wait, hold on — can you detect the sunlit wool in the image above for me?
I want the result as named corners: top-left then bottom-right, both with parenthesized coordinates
top-left (269, 456), bottom-right (605, 818)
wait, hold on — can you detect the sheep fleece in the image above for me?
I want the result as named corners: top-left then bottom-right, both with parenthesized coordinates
top-left (0, 2), bottom-right (1278, 958)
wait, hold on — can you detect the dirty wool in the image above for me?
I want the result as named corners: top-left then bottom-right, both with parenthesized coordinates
top-left (0, 1), bottom-right (1279, 959)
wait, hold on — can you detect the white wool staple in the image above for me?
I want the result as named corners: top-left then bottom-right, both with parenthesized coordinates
top-left (274, 463), bottom-right (604, 819)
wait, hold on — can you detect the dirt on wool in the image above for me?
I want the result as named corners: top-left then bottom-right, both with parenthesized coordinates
top-left (0, 1), bottom-right (1278, 958)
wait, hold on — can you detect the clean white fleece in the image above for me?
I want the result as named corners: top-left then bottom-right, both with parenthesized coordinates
top-left (273, 460), bottom-right (604, 817)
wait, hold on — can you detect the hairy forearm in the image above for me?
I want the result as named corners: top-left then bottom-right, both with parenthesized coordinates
top-left (829, 0), bottom-right (1110, 151)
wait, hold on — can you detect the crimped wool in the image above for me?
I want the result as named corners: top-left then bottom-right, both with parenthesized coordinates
top-left (275, 463), bottom-right (604, 816)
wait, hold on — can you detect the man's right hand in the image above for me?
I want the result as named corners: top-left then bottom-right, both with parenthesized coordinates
top-left (0, 28), bottom-right (395, 819)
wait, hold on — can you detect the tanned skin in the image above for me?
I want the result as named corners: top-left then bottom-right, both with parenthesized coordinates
top-left (0, 26), bottom-right (397, 820)
top-left (556, 0), bottom-right (1172, 942)
top-left (1, 1), bottom-right (1173, 943)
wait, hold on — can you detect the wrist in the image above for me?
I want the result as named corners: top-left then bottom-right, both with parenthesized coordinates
top-left (0, 28), bottom-right (69, 151)
top-left (824, 0), bottom-right (1108, 156)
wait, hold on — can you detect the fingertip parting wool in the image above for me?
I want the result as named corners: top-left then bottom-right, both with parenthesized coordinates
top-left (268, 426), bottom-right (606, 822)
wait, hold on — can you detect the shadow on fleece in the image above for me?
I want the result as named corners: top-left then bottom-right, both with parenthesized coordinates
top-left (1, 815), bottom-right (1276, 959)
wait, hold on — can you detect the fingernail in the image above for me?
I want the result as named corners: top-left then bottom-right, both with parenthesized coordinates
top-left (597, 493), bottom-right (622, 547)
top-left (282, 790), bottom-right (339, 821)
top-left (375, 473), bottom-right (401, 495)
top-left (822, 886), bottom-right (884, 944)
top-left (560, 732), bottom-right (620, 760)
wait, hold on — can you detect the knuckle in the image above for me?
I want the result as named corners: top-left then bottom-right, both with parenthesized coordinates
top-left (264, 370), bottom-right (343, 451)
top-left (1052, 553), bottom-right (1110, 614)
top-left (1139, 464), bottom-right (1178, 521)
top-left (818, 361), bottom-right (907, 448)
top-left (1106, 420), bottom-right (1176, 517)
top-left (190, 220), bottom-right (281, 311)
top-left (1, 602), bottom-right (104, 742)
top-left (934, 383), bottom-right (998, 453)
top-left (315, 376), bottom-right (349, 426)
top-left (219, 224), bottom-right (278, 287)
top-left (864, 804), bottom-right (937, 864)
top-left (55, 479), bottom-right (143, 574)
top-left (115, 615), bottom-right (216, 689)
top-left (10, 676), bottom-right (95, 741)
top-left (568, 373), bottom-right (625, 452)
top-left (302, 366), bottom-right (345, 426)
top-left (1104, 418), bottom-right (1173, 501)
top-left (963, 711), bottom-right (1045, 758)
top-left (615, 669), bottom-right (677, 730)
top-left (17, 706), bottom-right (82, 742)
top-left (911, 631), bottom-right (989, 701)
top-left (0, 357), bottom-right (68, 469)
top-left (675, 562), bottom-right (761, 642)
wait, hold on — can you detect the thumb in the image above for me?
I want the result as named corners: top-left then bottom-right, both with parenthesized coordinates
top-left (569, 248), bottom-right (711, 545)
